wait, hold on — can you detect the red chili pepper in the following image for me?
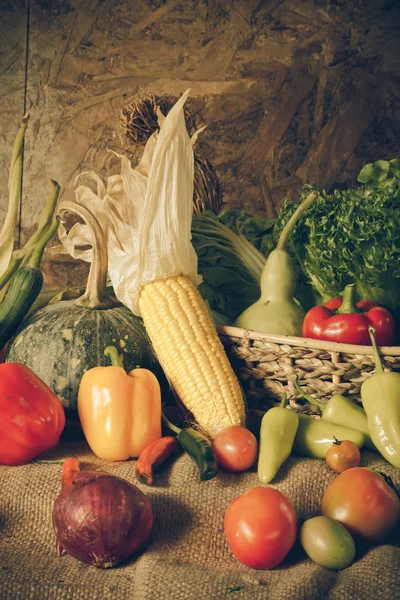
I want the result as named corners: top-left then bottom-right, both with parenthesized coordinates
top-left (0, 363), bottom-right (66, 465)
top-left (302, 284), bottom-right (395, 346)
top-left (135, 436), bottom-right (179, 485)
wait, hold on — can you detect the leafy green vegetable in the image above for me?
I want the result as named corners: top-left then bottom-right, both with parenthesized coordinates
top-left (216, 209), bottom-right (276, 256)
top-left (275, 166), bottom-right (400, 314)
top-left (191, 211), bottom-right (273, 322)
top-left (357, 159), bottom-right (400, 185)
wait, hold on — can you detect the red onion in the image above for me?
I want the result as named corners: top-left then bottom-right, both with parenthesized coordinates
top-left (52, 470), bottom-right (153, 568)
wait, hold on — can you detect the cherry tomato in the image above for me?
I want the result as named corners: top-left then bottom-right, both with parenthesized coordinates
top-left (224, 487), bottom-right (298, 569)
top-left (321, 467), bottom-right (400, 544)
top-left (212, 426), bottom-right (258, 472)
top-left (325, 438), bottom-right (361, 473)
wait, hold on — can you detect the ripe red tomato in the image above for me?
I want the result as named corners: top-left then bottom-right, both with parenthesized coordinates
top-left (325, 439), bottom-right (361, 473)
top-left (213, 426), bottom-right (258, 472)
top-left (224, 487), bottom-right (298, 569)
top-left (321, 467), bottom-right (400, 544)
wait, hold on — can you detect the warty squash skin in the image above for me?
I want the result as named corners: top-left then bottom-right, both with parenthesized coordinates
top-left (6, 300), bottom-right (161, 419)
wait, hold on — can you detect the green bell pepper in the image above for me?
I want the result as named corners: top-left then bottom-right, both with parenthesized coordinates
top-left (294, 377), bottom-right (376, 452)
top-left (292, 414), bottom-right (365, 459)
top-left (257, 394), bottom-right (299, 484)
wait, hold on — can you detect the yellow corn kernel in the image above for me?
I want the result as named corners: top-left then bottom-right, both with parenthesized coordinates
top-left (138, 275), bottom-right (246, 438)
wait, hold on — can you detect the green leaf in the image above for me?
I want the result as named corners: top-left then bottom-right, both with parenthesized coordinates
top-left (357, 160), bottom-right (390, 185)
top-left (275, 172), bottom-right (400, 314)
top-left (389, 158), bottom-right (400, 177)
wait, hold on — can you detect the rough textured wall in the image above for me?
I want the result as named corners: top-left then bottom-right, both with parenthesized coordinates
top-left (0, 0), bottom-right (399, 288)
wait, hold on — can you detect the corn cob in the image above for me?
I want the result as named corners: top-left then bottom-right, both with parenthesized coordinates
top-left (139, 275), bottom-right (246, 438)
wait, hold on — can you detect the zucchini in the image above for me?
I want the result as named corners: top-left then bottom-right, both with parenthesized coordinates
top-left (0, 266), bottom-right (43, 350)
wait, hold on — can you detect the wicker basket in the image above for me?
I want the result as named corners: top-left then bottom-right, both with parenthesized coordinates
top-left (217, 325), bottom-right (400, 415)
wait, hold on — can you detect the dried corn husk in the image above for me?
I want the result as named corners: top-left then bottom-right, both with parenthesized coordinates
top-left (59, 90), bottom-right (202, 315)
top-left (121, 93), bottom-right (222, 214)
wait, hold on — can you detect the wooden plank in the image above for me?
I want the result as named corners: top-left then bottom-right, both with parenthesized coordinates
top-left (63, 77), bottom-right (261, 121)
top-left (295, 82), bottom-right (380, 190)
top-left (240, 69), bottom-right (317, 172)
top-left (231, 0), bottom-right (266, 23)
top-left (2, 0), bottom-right (399, 280)
top-left (271, 81), bottom-right (380, 205)
top-left (174, 9), bottom-right (252, 77)
top-left (0, 6), bottom-right (27, 230)
top-left (129, 0), bottom-right (185, 35)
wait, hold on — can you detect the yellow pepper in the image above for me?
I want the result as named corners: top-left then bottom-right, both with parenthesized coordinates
top-left (78, 346), bottom-right (162, 461)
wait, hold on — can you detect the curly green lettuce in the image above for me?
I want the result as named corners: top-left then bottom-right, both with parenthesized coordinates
top-left (274, 164), bottom-right (400, 314)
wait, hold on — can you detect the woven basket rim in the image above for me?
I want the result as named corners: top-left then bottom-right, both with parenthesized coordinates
top-left (216, 325), bottom-right (400, 356)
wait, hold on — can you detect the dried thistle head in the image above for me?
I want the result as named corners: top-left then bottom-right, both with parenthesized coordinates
top-left (120, 93), bottom-right (223, 214)
top-left (193, 154), bottom-right (222, 215)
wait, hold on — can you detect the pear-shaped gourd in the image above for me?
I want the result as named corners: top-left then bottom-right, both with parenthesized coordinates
top-left (234, 191), bottom-right (318, 336)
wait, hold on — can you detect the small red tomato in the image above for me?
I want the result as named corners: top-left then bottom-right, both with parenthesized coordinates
top-left (321, 467), bottom-right (400, 544)
top-left (325, 438), bottom-right (361, 473)
top-left (224, 487), bottom-right (298, 569)
top-left (212, 426), bottom-right (258, 472)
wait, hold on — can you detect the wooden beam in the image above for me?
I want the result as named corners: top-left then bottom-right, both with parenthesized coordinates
top-left (294, 83), bottom-right (380, 190)
top-left (129, 0), bottom-right (185, 35)
top-left (240, 69), bottom-right (317, 172)
top-left (271, 81), bottom-right (380, 205)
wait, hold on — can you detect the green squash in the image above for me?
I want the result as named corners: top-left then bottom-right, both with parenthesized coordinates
top-left (6, 200), bottom-right (163, 421)
top-left (7, 300), bottom-right (161, 418)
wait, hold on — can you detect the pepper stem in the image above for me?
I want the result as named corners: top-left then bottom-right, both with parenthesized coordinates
top-left (104, 346), bottom-right (125, 369)
top-left (277, 191), bottom-right (318, 250)
top-left (368, 327), bottom-right (384, 374)
top-left (162, 412), bottom-right (181, 436)
top-left (280, 393), bottom-right (288, 409)
top-left (337, 284), bottom-right (360, 315)
top-left (293, 377), bottom-right (325, 411)
top-left (377, 472), bottom-right (400, 500)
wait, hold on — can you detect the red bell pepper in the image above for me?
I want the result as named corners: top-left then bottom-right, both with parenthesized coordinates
top-left (0, 363), bottom-right (66, 465)
top-left (302, 284), bottom-right (395, 346)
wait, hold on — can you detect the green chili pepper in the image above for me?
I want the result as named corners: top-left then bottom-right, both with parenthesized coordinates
top-left (292, 414), bottom-right (365, 459)
top-left (293, 377), bottom-right (377, 452)
top-left (360, 328), bottom-right (400, 468)
top-left (258, 394), bottom-right (299, 484)
top-left (162, 414), bottom-right (218, 481)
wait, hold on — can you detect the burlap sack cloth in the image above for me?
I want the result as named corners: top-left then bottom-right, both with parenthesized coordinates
top-left (1, 441), bottom-right (399, 600)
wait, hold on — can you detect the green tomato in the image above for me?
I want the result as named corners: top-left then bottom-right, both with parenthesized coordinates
top-left (299, 516), bottom-right (356, 570)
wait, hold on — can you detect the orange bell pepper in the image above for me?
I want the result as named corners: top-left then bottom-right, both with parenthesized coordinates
top-left (78, 346), bottom-right (162, 461)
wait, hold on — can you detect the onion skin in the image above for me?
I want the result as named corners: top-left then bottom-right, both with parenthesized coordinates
top-left (52, 471), bottom-right (153, 568)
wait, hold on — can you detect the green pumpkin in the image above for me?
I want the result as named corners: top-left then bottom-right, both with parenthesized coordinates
top-left (6, 200), bottom-right (164, 421)
top-left (7, 300), bottom-right (161, 418)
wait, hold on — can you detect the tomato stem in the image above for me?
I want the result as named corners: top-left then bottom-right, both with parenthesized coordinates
top-left (377, 471), bottom-right (400, 500)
